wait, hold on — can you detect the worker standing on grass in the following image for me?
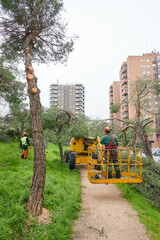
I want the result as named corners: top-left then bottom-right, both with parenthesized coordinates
top-left (100, 127), bottom-right (121, 179)
top-left (20, 132), bottom-right (31, 159)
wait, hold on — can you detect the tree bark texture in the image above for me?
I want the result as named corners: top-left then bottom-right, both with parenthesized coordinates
top-left (58, 142), bottom-right (64, 163)
top-left (136, 120), bottom-right (153, 159)
top-left (24, 47), bottom-right (46, 216)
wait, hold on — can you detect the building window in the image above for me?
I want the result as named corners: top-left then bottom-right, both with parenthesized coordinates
top-left (147, 71), bottom-right (150, 74)
top-left (147, 65), bottom-right (150, 68)
top-left (146, 59), bottom-right (149, 62)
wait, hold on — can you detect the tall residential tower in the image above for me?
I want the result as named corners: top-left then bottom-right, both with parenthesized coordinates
top-left (50, 83), bottom-right (85, 114)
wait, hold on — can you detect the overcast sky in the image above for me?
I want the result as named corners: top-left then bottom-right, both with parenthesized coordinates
top-left (33, 0), bottom-right (160, 120)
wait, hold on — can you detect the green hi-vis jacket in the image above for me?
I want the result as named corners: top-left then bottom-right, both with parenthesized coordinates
top-left (100, 134), bottom-right (119, 147)
top-left (21, 136), bottom-right (28, 146)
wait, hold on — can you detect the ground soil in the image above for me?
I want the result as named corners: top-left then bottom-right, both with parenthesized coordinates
top-left (71, 165), bottom-right (151, 240)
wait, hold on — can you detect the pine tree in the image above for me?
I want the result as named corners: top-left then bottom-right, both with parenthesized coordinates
top-left (0, 0), bottom-right (75, 216)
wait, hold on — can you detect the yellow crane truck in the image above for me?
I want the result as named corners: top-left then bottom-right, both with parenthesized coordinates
top-left (64, 137), bottom-right (101, 169)
top-left (64, 136), bottom-right (143, 184)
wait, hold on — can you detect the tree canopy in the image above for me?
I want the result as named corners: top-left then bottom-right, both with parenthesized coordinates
top-left (0, 58), bottom-right (26, 108)
top-left (0, 0), bottom-right (75, 63)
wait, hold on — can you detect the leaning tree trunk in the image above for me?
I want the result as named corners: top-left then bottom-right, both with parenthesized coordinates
top-left (136, 121), bottom-right (153, 159)
top-left (24, 46), bottom-right (46, 216)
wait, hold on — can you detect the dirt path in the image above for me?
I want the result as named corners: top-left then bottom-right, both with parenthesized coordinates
top-left (71, 165), bottom-right (150, 240)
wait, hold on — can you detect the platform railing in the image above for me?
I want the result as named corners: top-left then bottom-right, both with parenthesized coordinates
top-left (87, 146), bottom-right (143, 184)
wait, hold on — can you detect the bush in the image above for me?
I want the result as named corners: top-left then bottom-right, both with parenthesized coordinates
top-left (129, 157), bottom-right (160, 208)
top-left (0, 130), bottom-right (12, 142)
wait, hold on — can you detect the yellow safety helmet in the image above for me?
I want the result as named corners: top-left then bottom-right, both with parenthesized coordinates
top-left (104, 127), bottom-right (111, 133)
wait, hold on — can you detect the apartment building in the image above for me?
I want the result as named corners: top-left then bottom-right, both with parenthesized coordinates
top-left (109, 81), bottom-right (121, 128)
top-left (49, 83), bottom-right (85, 114)
top-left (119, 61), bottom-right (128, 123)
top-left (119, 51), bottom-right (160, 146)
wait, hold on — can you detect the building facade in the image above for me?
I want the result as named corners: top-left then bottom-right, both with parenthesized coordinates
top-left (50, 83), bottom-right (85, 114)
top-left (109, 51), bottom-right (160, 147)
top-left (109, 81), bottom-right (121, 128)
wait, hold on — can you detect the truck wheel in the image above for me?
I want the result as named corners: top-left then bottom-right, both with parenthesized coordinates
top-left (68, 152), bottom-right (76, 169)
top-left (64, 150), bottom-right (70, 163)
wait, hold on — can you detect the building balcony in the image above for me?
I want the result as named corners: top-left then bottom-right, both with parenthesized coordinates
top-left (121, 99), bottom-right (128, 105)
top-left (122, 116), bottom-right (129, 121)
top-left (121, 88), bottom-right (128, 94)
top-left (121, 80), bottom-right (127, 87)
top-left (122, 111), bottom-right (129, 116)
top-left (120, 64), bottom-right (127, 72)
top-left (75, 91), bottom-right (83, 95)
top-left (76, 101), bottom-right (84, 105)
top-left (153, 72), bottom-right (157, 77)
top-left (76, 96), bottom-right (83, 99)
top-left (121, 95), bottom-right (128, 101)
top-left (122, 93), bottom-right (128, 98)
top-left (121, 72), bottom-right (127, 79)
top-left (152, 59), bottom-right (156, 64)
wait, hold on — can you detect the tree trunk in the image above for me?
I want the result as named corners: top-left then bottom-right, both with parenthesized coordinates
top-left (136, 121), bottom-right (153, 159)
top-left (58, 142), bottom-right (64, 163)
top-left (24, 47), bottom-right (46, 216)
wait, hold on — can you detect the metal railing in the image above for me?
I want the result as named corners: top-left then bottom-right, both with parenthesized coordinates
top-left (87, 146), bottom-right (143, 184)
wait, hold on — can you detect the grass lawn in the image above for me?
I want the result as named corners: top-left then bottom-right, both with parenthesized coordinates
top-left (0, 141), bottom-right (160, 240)
top-left (0, 141), bottom-right (81, 240)
top-left (117, 184), bottom-right (160, 240)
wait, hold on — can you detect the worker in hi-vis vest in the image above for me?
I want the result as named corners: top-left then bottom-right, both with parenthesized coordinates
top-left (20, 132), bottom-right (31, 159)
top-left (100, 126), bottom-right (121, 179)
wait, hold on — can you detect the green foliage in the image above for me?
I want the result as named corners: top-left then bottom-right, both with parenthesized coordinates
top-left (131, 157), bottom-right (160, 208)
top-left (69, 113), bottom-right (89, 139)
top-left (129, 77), bottom-right (153, 118)
top-left (0, 141), bottom-right (81, 240)
top-left (153, 78), bottom-right (160, 94)
top-left (42, 106), bottom-right (72, 145)
top-left (0, 59), bottom-right (26, 106)
top-left (118, 127), bottom-right (135, 147)
top-left (88, 119), bottom-right (108, 138)
top-left (0, 130), bottom-right (13, 142)
top-left (118, 155), bottom-right (160, 210)
top-left (0, 0), bottom-right (75, 64)
top-left (110, 103), bottom-right (120, 113)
